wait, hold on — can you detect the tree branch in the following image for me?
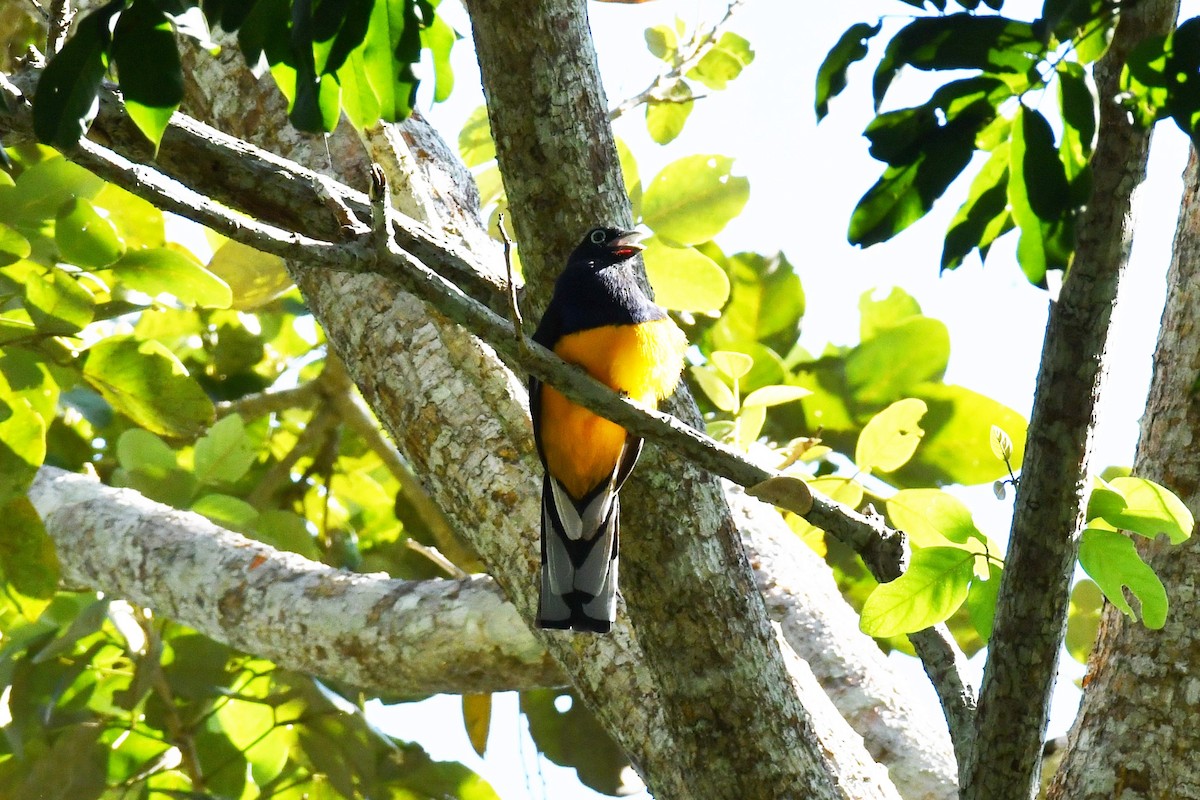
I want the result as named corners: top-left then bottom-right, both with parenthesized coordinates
top-left (27, 467), bottom-right (561, 695)
top-left (962, 0), bottom-right (1181, 795)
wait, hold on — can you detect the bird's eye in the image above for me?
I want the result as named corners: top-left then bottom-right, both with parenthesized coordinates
top-left (589, 229), bottom-right (607, 244)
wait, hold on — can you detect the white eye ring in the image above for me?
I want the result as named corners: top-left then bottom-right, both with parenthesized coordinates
top-left (589, 229), bottom-right (606, 244)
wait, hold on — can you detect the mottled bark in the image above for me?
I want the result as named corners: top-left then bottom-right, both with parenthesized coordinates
top-left (962, 2), bottom-right (1181, 796)
top-left (1047, 151), bottom-right (1200, 799)
top-left (462, 2), bottom-right (855, 797)
top-left (27, 468), bottom-right (558, 694)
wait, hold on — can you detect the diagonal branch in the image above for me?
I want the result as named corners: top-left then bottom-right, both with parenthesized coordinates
top-left (0, 62), bottom-right (974, 758)
top-left (27, 467), bottom-right (561, 695)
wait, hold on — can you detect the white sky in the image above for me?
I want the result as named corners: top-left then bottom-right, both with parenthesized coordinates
top-left (370, 1), bottom-right (1199, 797)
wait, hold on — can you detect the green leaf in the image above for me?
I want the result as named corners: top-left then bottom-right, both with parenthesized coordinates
top-left (0, 223), bottom-right (32, 267)
top-left (616, 137), bottom-right (641, 216)
top-left (645, 82), bottom-right (694, 145)
top-left (967, 561), bottom-right (1001, 642)
top-left (898, 382), bottom-right (1028, 486)
top-left (112, 1), bottom-right (184, 149)
top-left (735, 404), bottom-right (766, 450)
top-left (710, 250), bottom-right (805, 354)
top-left (1078, 528), bottom-right (1168, 629)
top-left (337, 46), bottom-right (383, 129)
top-left (886, 488), bottom-right (980, 546)
top-left (689, 365), bottom-right (736, 412)
top-left (24, 265), bottom-right (96, 335)
top-left (458, 105), bottom-right (495, 167)
top-left (816, 21), bottom-right (882, 121)
top-left (942, 143), bottom-right (1013, 271)
top-left (33, 8), bottom-right (112, 149)
top-left (742, 384), bottom-right (811, 408)
top-left (642, 154), bottom-right (749, 246)
top-left (860, 546), bottom-right (974, 637)
top-left (845, 317), bottom-right (949, 407)
top-left (850, 79), bottom-right (1008, 247)
top-left (116, 428), bottom-right (178, 477)
top-left (641, 236), bottom-right (729, 313)
top-left (194, 414), bottom-right (257, 486)
top-left (56, 197), bottom-right (125, 269)
top-left (1065, 578), bottom-right (1103, 663)
top-left (0, 396), bottom-right (47, 506)
top-left (113, 247), bottom-right (232, 308)
top-left (82, 335), bottom-right (214, 438)
top-left (1091, 476), bottom-right (1194, 544)
top-left (1009, 104), bottom-right (1074, 284)
top-left (855, 397), bottom-right (927, 473)
top-left (645, 24), bottom-right (677, 61)
top-left (0, 496), bottom-right (59, 600)
top-left (93, 183), bottom-right (166, 250)
top-left (253, 509), bottom-right (321, 559)
top-left (872, 14), bottom-right (1041, 109)
top-left (192, 493), bottom-right (259, 532)
top-left (420, 11), bottom-right (457, 103)
top-left (711, 350), bottom-right (754, 381)
top-left (858, 286), bottom-right (920, 341)
top-left (688, 32), bottom-right (754, 91)
top-left (521, 690), bottom-right (634, 796)
top-left (357, 0), bottom-right (419, 122)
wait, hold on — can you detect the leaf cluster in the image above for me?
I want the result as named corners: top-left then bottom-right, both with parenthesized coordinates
top-left (33, 0), bottom-right (457, 150)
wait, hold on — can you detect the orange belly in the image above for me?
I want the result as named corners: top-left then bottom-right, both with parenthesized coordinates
top-left (540, 319), bottom-right (686, 499)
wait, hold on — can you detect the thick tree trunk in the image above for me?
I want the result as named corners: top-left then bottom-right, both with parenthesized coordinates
top-left (961, 1), bottom-right (1179, 795)
top-left (1047, 151), bottom-right (1200, 799)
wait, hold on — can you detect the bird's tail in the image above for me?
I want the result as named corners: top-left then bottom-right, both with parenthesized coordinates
top-left (536, 475), bottom-right (619, 633)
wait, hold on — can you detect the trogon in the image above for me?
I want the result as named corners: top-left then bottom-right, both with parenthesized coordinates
top-left (529, 226), bottom-right (687, 633)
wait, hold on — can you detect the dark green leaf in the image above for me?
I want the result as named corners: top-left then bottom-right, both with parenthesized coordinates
top-left (815, 21), bottom-right (881, 121)
top-left (967, 561), bottom-right (1001, 641)
top-left (873, 14), bottom-right (1041, 109)
top-left (1057, 61), bottom-right (1096, 204)
top-left (15, 722), bottom-right (107, 800)
top-left (942, 143), bottom-right (1013, 271)
top-left (82, 335), bottom-right (214, 438)
top-left (1079, 528), bottom-right (1168, 629)
top-left (112, 1), bottom-right (184, 148)
top-left (1008, 104), bottom-right (1074, 283)
top-left (0, 497), bottom-right (59, 599)
top-left (521, 690), bottom-right (635, 796)
top-left (314, 0), bottom-right (373, 75)
top-left (33, 7), bottom-right (114, 149)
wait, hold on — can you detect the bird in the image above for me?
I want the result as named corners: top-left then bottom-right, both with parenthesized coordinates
top-left (529, 226), bottom-right (687, 633)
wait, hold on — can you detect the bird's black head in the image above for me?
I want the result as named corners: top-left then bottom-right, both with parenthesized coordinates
top-left (568, 227), bottom-right (645, 268)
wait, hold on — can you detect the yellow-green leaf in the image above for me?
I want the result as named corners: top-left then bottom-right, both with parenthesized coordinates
top-left (855, 398), bottom-right (927, 473)
top-left (860, 546), bottom-right (974, 637)
top-left (642, 154), bottom-right (749, 246)
top-left (641, 236), bottom-right (729, 313)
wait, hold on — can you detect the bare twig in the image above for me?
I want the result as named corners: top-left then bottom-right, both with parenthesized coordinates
top-left (497, 212), bottom-right (526, 355)
top-left (607, 0), bottom-right (749, 121)
top-left (46, 0), bottom-right (73, 56)
top-left (215, 382), bottom-right (322, 421)
top-left (404, 539), bottom-right (469, 579)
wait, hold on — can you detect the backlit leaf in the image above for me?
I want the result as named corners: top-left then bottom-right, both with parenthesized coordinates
top-left (0, 496), bottom-right (59, 600)
top-left (1078, 528), bottom-right (1168, 629)
top-left (642, 154), bottom-right (749, 246)
top-left (860, 545), bottom-right (974, 636)
top-left (56, 197), bottom-right (125, 269)
top-left (641, 236), bottom-right (729, 312)
top-left (82, 336), bottom-right (214, 438)
top-left (113, 247), bottom-right (232, 308)
top-left (24, 265), bottom-right (96, 334)
top-left (194, 414), bottom-right (257, 486)
top-left (855, 397), bottom-right (927, 473)
top-left (886, 488), bottom-right (980, 546)
top-left (816, 21), bottom-right (882, 121)
top-left (1065, 578), bottom-right (1103, 663)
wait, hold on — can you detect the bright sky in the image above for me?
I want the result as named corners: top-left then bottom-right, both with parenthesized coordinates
top-left (370, 1), bottom-right (1198, 797)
